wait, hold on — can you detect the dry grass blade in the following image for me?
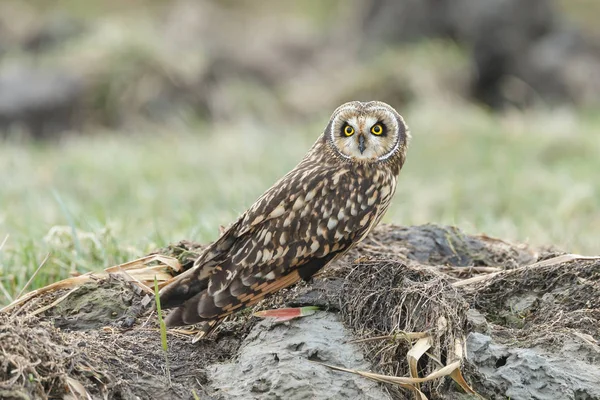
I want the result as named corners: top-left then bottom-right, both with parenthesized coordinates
top-left (571, 331), bottom-right (600, 353)
top-left (0, 235), bottom-right (13, 302)
top-left (105, 254), bottom-right (182, 275)
top-left (453, 254), bottom-right (600, 288)
top-left (448, 337), bottom-right (479, 396)
top-left (317, 360), bottom-right (470, 399)
top-left (450, 369), bottom-right (477, 396)
top-left (16, 253), bottom-right (50, 299)
top-left (0, 234), bottom-right (8, 252)
top-left (318, 359), bottom-right (463, 383)
top-left (191, 320), bottom-right (219, 343)
top-left (65, 376), bottom-right (92, 400)
top-left (0, 279), bottom-right (12, 304)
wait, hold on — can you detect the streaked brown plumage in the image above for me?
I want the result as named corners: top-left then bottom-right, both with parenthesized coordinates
top-left (159, 101), bottom-right (410, 338)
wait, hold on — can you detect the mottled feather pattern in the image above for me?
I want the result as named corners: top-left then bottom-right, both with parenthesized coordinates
top-left (159, 101), bottom-right (409, 335)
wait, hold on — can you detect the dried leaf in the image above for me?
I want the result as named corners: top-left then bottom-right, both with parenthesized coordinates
top-left (407, 336), bottom-right (432, 393)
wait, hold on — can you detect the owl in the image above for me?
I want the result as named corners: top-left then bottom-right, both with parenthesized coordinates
top-left (159, 101), bottom-right (410, 338)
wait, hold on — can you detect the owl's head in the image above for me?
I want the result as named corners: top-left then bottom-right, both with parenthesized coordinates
top-left (325, 101), bottom-right (410, 165)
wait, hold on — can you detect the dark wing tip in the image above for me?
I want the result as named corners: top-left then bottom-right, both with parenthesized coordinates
top-left (163, 291), bottom-right (221, 327)
top-left (163, 293), bottom-right (204, 327)
top-left (159, 281), bottom-right (193, 310)
top-left (164, 306), bottom-right (185, 327)
top-left (159, 267), bottom-right (207, 310)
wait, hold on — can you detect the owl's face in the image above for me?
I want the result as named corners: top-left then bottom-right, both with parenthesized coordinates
top-left (326, 101), bottom-right (409, 163)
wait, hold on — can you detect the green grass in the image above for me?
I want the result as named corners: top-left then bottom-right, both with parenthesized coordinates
top-left (154, 276), bottom-right (170, 385)
top-left (1, 102), bottom-right (599, 304)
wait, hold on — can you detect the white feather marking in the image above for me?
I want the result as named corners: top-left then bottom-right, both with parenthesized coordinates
top-left (360, 214), bottom-right (370, 226)
top-left (262, 249), bottom-right (273, 263)
top-left (305, 189), bottom-right (317, 202)
top-left (254, 250), bottom-right (263, 264)
top-left (263, 231), bottom-right (272, 246)
top-left (269, 204), bottom-right (286, 218)
top-left (273, 247), bottom-right (284, 259)
top-left (310, 240), bottom-right (320, 253)
top-left (381, 185), bottom-right (391, 198)
top-left (367, 191), bottom-right (378, 206)
top-left (332, 170), bottom-right (346, 185)
top-left (300, 207), bottom-right (309, 218)
top-left (283, 212), bottom-right (295, 227)
top-left (292, 196), bottom-right (305, 211)
top-left (327, 217), bottom-right (338, 230)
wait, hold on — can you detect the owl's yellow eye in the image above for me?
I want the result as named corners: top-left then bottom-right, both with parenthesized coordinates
top-left (343, 125), bottom-right (355, 137)
top-left (371, 124), bottom-right (383, 135)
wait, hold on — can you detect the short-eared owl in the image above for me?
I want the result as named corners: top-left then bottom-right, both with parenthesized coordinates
top-left (160, 101), bottom-right (410, 337)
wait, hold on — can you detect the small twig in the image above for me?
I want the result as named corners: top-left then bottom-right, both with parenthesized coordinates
top-left (349, 331), bottom-right (429, 344)
top-left (16, 253), bottom-right (50, 299)
top-left (440, 266), bottom-right (503, 275)
top-left (141, 309), bottom-right (155, 328)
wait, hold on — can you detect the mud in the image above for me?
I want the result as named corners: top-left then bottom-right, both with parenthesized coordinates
top-left (0, 224), bottom-right (598, 400)
top-left (210, 313), bottom-right (390, 400)
top-left (468, 332), bottom-right (600, 400)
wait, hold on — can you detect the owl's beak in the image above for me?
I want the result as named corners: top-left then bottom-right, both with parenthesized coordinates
top-left (358, 135), bottom-right (366, 154)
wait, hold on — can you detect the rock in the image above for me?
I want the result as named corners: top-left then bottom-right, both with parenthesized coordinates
top-left (22, 12), bottom-right (85, 52)
top-left (371, 224), bottom-right (537, 268)
top-left (209, 312), bottom-right (390, 400)
top-left (0, 66), bottom-right (83, 139)
top-left (466, 309), bottom-right (488, 333)
top-left (467, 332), bottom-right (600, 400)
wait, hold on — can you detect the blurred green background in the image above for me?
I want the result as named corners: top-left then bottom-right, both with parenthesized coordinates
top-left (1, 0), bottom-right (599, 304)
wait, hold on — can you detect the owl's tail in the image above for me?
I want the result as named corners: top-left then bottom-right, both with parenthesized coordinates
top-left (161, 302), bottom-right (222, 342)
top-left (158, 268), bottom-right (206, 317)
top-left (159, 266), bottom-right (230, 331)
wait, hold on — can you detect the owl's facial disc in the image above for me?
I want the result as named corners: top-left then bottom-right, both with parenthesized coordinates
top-left (328, 101), bottom-right (407, 163)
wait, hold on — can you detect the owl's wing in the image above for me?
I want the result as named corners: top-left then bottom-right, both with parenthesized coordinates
top-left (159, 161), bottom-right (393, 327)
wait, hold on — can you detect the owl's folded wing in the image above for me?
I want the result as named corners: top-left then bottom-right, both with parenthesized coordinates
top-left (159, 160), bottom-right (393, 327)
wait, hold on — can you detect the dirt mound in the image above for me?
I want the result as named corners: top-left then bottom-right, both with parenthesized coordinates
top-left (1, 224), bottom-right (598, 400)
